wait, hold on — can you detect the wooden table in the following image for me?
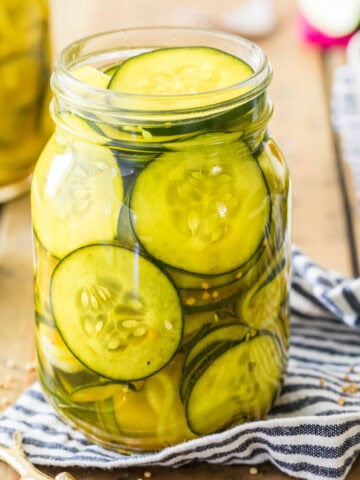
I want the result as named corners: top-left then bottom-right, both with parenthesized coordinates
top-left (1, 0), bottom-right (359, 478)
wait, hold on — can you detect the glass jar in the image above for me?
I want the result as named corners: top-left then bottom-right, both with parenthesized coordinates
top-left (0, 0), bottom-right (51, 202)
top-left (32, 28), bottom-right (291, 453)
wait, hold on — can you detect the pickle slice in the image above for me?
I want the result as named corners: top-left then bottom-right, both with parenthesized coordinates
top-left (37, 323), bottom-right (84, 374)
top-left (185, 333), bottom-right (282, 435)
top-left (109, 46), bottom-right (253, 97)
top-left (71, 65), bottom-right (111, 88)
top-left (51, 244), bottom-right (183, 381)
top-left (236, 254), bottom-right (288, 329)
top-left (111, 359), bottom-right (194, 446)
top-left (31, 136), bottom-right (124, 258)
top-left (130, 137), bottom-right (271, 275)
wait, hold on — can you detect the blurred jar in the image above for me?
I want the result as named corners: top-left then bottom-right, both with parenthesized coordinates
top-left (0, 0), bottom-right (51, 202)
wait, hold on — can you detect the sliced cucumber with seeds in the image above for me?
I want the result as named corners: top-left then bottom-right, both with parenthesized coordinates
top-left (109, 47), bottom-right (253, 98)
top-left (130, 137), bottom-right (271, 275)
top-left (184, 333), bottom-right (283, 435)
top-left (32, 136), bottom-right (124, 258)
top-left (108, 47), bottom-right (257, 137)
top-left (51, 244), bottom-right (183, 381)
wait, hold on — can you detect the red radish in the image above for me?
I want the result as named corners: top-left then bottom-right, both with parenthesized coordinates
top-left (298, 0), bottom-right (360, 47)
top-left (299, 15), bottom-right (355, 48)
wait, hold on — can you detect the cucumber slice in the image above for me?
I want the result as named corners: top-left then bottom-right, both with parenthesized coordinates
top-left (166, 242), bottom-right (265, 299)
top-left (236, 250), bottom-right (290, 349)
top-left (57, 111), bottom-right (108, 145)
top-left (180, 322), bottom-right (251, 400)
top-left (185, 333), bottom-right (282, 435)
top-left (178, 250), bottom-right (265, 312)
top-left (104, 65), bottom-right (118, 77)
top-left (51, 244), bottom-right (183, 381)
top-left (99, 122), bottom-right (197, 146)
top-left (257, 139), bottom-right (290, 252)
top-left (109, 47), bottom-right (253, 97)
top-left (183, 310), bottom-right (222, 340)
top-left (37, 323), bottom-right (84, 374)
top-left (34, 236), bottom-right (59, 322)
top-left (71, 381), bottom-right (132, 403)
top-left (71, 66), bottom-right (111, 88)
top-left (130, 137), bottom-right (271, 275)
top-left (113, 386), bottom-right (158, 436)
top-left (163, 131), bottom-right (244, 151)
top-left (236, 250), bottom-right (289, 329)
top-left (31, 136), bottom-right (124, 258)
top-left (96, 397), bottom-right (120, 436)
top-left (112, 359), bottom-right (193, 445)
top-left (183, 323), bottom-right (250, 375)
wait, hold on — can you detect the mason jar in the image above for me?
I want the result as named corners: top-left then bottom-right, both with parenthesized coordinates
top-left (0, 0), bottom-right (51, 202)
top-left (31, 27), bottom-right (291, 453)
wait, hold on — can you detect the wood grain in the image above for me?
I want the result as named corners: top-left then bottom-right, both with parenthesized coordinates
top-left (0, 194), bottom-right (37, 480)
top-left (323, 47), bottom-right (360, 276)
top-left (258, 2), bottom-right (352, 276)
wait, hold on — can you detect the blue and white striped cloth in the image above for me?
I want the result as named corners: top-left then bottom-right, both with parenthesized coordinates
top-left (0, 248), bottom-right (360, 480)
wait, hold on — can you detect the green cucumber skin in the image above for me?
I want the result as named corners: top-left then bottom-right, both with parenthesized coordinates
top-left (182, 322), bottom-right (249, 373)
top-left (167, 243), bottom-right (266, 284)
top-left (177, 322), bottom-right (214, 354)
top-left (257, 256), bottom-right (286, 291)
top-left (180, 323), bottom-right (251, 401)
top-left (182, 331), bottom-right (283, 434)
top-left (70, 380), bottom-right (137, 403)
top-left (51, 243), bottom-right (184, 382)
top-left (89, 44), bottom-right (269, 143)
top-left (129, 142), bottom-right (272, 277)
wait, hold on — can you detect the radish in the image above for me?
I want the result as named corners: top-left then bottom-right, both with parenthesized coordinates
top-left (298, 0), bottom-right (360, 38)
top-left (298, 15), bottom-right (356, 48)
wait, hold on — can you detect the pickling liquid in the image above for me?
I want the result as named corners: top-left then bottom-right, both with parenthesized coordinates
top-left (32, 44), bottom-right (291, 452)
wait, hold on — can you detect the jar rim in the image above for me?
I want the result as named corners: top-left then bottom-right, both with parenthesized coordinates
top-left (52, 26), bottom-right (272, 115)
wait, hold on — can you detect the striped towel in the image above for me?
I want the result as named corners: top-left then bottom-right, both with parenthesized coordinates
top-left (0, 248), bottom-right (360, 480)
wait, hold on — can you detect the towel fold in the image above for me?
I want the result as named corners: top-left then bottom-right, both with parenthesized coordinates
top-left (0, 248), bottom-right (360, 480)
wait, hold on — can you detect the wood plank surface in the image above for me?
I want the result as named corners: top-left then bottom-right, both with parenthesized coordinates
top-left (259, 6), bottom-right (352, 276)
top-left (0, 195), bottom-right (37, 480)
top-left (0, 0), bottom-right (359, 479)
top-left (323, 47), bottom-right (360, 277)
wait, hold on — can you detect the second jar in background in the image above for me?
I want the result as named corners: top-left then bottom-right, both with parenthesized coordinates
top-left (0, 0), bottom-right (51, 202)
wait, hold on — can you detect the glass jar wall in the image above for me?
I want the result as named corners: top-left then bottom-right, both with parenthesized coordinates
top-left (31, 28), bottom-right (291, 453)
top-left (0, 0), bottom-right (51, 202)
